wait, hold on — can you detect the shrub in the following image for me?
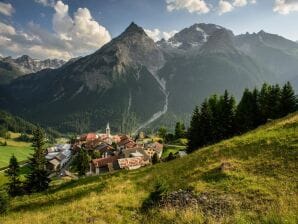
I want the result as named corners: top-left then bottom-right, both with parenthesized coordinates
top-left (141, 180), bottom-right (168, 211)
top-left (0, 191), bottom-right (8, 214)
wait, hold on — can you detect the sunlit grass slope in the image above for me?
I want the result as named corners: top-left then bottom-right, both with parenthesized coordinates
top-left (1, 113), bottom-right (297, 224)
top-left (0, 132), bottom-right (33, 168)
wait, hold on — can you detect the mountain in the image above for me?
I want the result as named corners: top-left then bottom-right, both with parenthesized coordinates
top-left (0, 23), bottom-right (298, 132)
top-left (0, 55), bottom-right (66, 84)
top-left (0, 23), bottom-right (165, 133)
top-left (1, 113), bottom-right (297, 223)
top-left (235, 30), bottom-right (298, 83)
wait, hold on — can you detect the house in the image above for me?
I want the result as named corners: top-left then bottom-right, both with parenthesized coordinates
top-left (176, 150), bottom-right (187, 158)
top-left (118, 157), bottom-right (149, 170)
top-left (118, 136), bottom-right (137, 150)
top-left (144, 142), bottom-right (163, 159)
top-left (47, 158), bottom-right (60, 171)
top-left (46, 146), bottom-right (72, 172)
top-left (95, 142), bottom-right (115, 155)
top-left (80, 133), bottom-right (99, 142)
top-left (122, 147), bottom-right (150, 161)
top-left (90, 155), bottom-right (121, 174)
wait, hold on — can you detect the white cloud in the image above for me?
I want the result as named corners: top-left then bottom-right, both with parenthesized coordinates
top-left (218, 0), bottom-right (234, 14)
top-left (233, 0), bottom-right (247, 7)
top-left (145, 28), bottom-right (178, 41)
top-left (0, 2), bottom-right (15, 16)
top-left (166, 0), bottom-right (210, 14)
top-left (274, 0), bottom-right (298, 14)
top-left (0, 22), bottom-right (16, 35)
top-left (0, 0), bottom-right (111, 60)
top-left (34, 0), bottom-right (55, 7)
top-left (218, 0), bottom-right (256, 15)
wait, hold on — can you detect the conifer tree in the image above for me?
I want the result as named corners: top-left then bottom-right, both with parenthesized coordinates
top-left (76, 148), bottom-right (90, 176)
top-left (5, 155), bottom-right (22, 197)
top-left (187, 106), bottom-right (201, 152)
top-left (268, 84), bottom-right (281, 119)
top-left (236, 89), bottom-right (257, 133)
top-left (259, 83), bottom-right (270, 123)
top-left (174, 122), bottom-right (186, 139)
top-left (151, 153), bottom-right (159, 164)
top-left (198, 100), bottom-right (213, 146)
top-left (280, 82), bottom-right (297, 116)
top-left (26, 127), bottom-right (50, 193)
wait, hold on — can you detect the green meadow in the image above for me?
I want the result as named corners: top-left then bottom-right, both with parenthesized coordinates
top-left (0, 132), bottom-right (33, 168)
top-left (0, 113), bottom-right (297, 224)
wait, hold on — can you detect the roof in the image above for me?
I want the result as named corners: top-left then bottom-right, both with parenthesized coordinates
top-left (55, 153), bottom-right (67, 161)
top-left (91, 155), bottom-right (121, 168)
top-left (146, 142), bottom-right (163, 153)
top-left (49, 158), bottom-right (60, 166)
top-left (130, 151), bottom-right (144, 157)
top-left (118, 157), bottom-right (145, 169)
top-left (122, 148), bottom-right (150, 161)
top-left (86, 133), bottom-right (98, 141)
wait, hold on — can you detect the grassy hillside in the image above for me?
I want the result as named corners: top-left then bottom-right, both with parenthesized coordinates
top-left (0, 132), bottom-right (33, 168)
top-left (0, 113), bottom-right (297, 224)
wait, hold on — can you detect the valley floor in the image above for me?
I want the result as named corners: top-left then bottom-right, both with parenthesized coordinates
top-left (0, 113), bottom-right (297, 224)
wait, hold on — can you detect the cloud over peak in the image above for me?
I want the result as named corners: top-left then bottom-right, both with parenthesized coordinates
top-left (0, 0), bottom-right (111, 60)
top-left (145, 28), bottom-right (178, 41)
top-left (274, 0), bottom-right (298, 14)
top-left (166, 0), bottom-right (210, 14)
top-left (0, 2), bottom-right (15, 16)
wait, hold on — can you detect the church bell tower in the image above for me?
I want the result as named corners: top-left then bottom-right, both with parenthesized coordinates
top-left (106, 123), bottom-right (111, 138)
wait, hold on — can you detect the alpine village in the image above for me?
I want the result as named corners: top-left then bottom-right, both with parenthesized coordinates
top-left (0, 0), bottom-right (298, 223)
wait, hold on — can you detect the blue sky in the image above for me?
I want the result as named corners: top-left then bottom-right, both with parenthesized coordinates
top-left (0, 0), bottom-right (298, 59)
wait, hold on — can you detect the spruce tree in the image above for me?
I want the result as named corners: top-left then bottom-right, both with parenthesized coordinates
top-left (198, 100), bottom-right (213, 146)
top-left (268, 84), bottom-right (281, 119)
top-left (187, 106), bottom-right (201, 152)
top-left (174, 122), bottom-right (186, 139)
top-left (219, 90), bottom-right (236, 138)
top-left (26, 127), bottom-right (50, 193)
top-left (236, 89), bottom-right (256, 133)
top-left (259, 83), bottom-right (270, 123)
top-left (76, 148), bottom-right (90, 176)
top-left (280, 82), bottom-right (297, 116)
top-left (5, 155), bottom-right (22, 197)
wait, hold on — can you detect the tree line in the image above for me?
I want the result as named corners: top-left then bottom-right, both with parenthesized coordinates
top-left (2, 127), bottom-right (50, 204)
top-left (187, 82), bottom-right (297, 152)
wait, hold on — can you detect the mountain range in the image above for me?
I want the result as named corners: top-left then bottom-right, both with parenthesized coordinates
top-left (0, 55), bottom-right (66, 84)
top-left (1, 22), bottom-right (298, 133)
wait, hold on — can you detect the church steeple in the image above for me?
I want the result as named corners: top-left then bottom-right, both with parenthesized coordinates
top-left (106, 122), bottom-right (110, 137)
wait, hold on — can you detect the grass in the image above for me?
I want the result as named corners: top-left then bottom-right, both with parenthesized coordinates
top-left (0, 132), bottom-right (33, 168)
top-left (162, 145), bottom-right (185, 158)
top-left (0, 113), bottom-right (297, 223)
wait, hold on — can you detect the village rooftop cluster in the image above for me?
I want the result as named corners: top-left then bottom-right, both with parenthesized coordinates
top-left (45, 124), bottom-right (164, 176)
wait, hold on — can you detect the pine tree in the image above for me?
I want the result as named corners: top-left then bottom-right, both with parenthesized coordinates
top-left (198, 99), bottom-right (213, 146)
top-left (26, 127), bottom-right (50, 193)
top-left (219, 90), bottom-right (236, 138)
top-left (236, 89), bottom-right (257, 133)
top-left (151, 153), bottom-right (159, 164)
top-left (268, 84), bottom-right (281, 119)
top-left (76, 148), bottom-right (90, 176)
top-left (5, 155), bottom-right (22, 197)
top-left (259, 83), bottom-right (271, 123)
top-left (187, 106), bottom-right (201, 152)
top-left (174, 122), bottom-right (186, 139)
top-left (280, 82), bottom-right (297, 116)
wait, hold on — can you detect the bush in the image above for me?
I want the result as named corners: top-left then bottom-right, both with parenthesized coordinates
top-left (0, 191), bottom-right (8, 214)
top-left (16, 133), bottom-right (32, 142)
top-left (151, 153), bottom-right (159, 164)
top-left (141, 180), bottom-right (168, 211)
